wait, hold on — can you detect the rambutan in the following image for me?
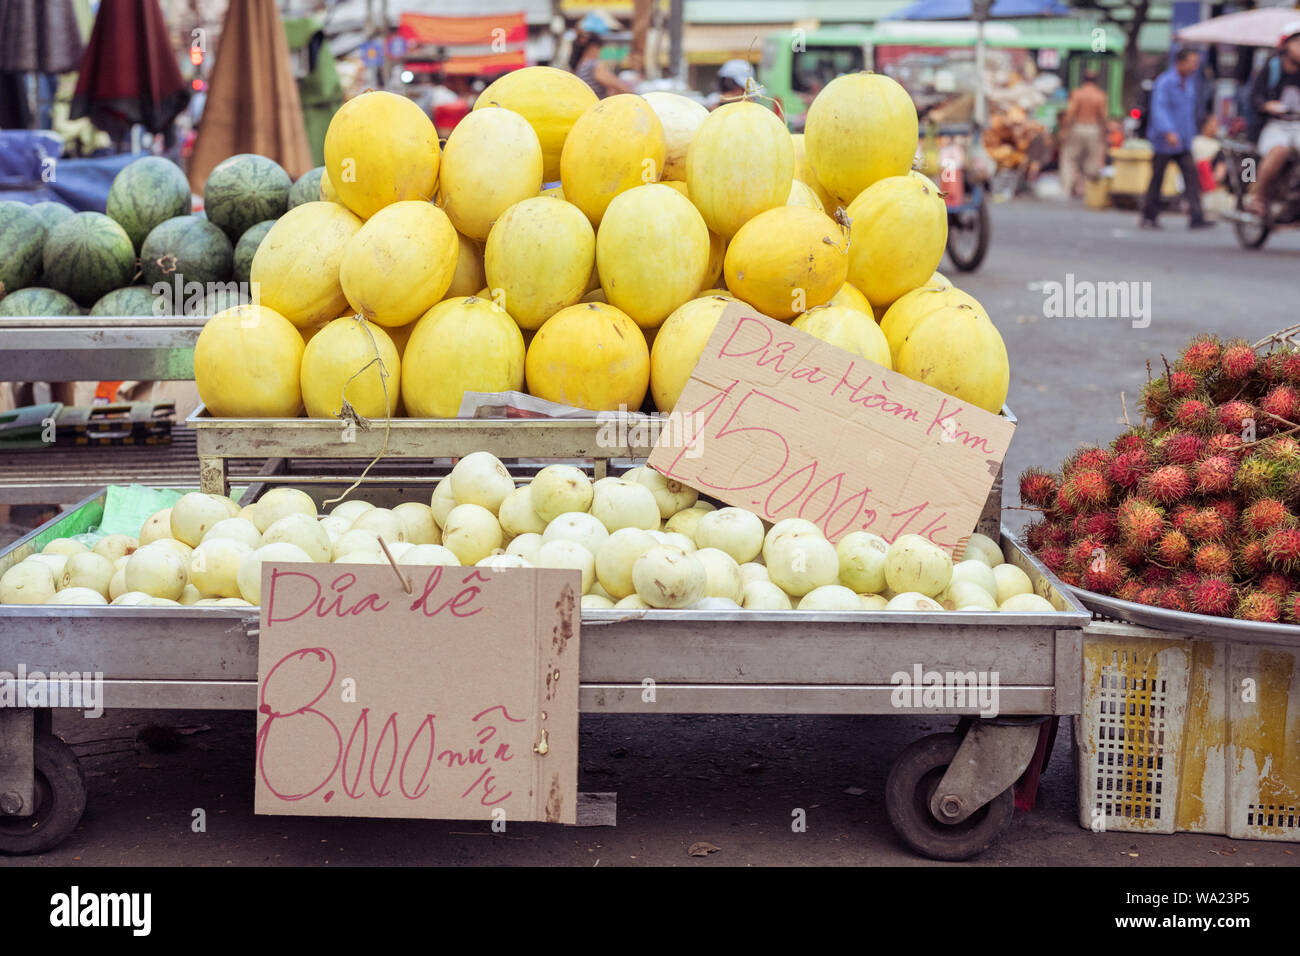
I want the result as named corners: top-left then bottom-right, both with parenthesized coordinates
top-left (1139, 465), bottom-right (1192, 504)
top-left (1038, 545), bottom-right (1069, 574)
top-left (1193, 455), bottom-right (1235, 495)
top-left (1111, 431), bottom-right (1151, 456)
top-left (1115, 579), bottom-right (1143, 602)
top-left (1057, 569), bottom-right (1081, 588)
top-left (1205, 432), bottom-right (1245, 460)
top-left (1155, 431), bottom-right (1205, 465)
top-left (1083, 512), bottom-right (1119, 541)
top-left (1153, 529), bottom-right (1191, 566)
top-left (1024, 520), bottom-right (1050, 551)
top-left (1017, 468), bottom-right (1058, 508)
top-left (1260, 352), bottom-right (1287, 384)
top-left (1135, 585), bottom-right (1164, 606)
top-left (1061, 470), bottom-right (1112, 511)
top-left (1182, 507), bottom-right (1230, 542)
top-left (1178, 334), bottom-right (1221, 375)
top-left (1260, 385), bottom-right (1300, 425)
top-left (1173, 570), bottom-right (1201, 591)
top-left (1052, 484), bottom-right (1077, 518)
top-left (1043, 522), bottom-right (1071, 546)
top-left (1241, 498), bottom-right (1293, 536)
top-left (1206, 498), bottom-right (1240, 526)
top-left (1257, 572), bottom-right (1293, 597)
top-left (1117, 498), bottom-right (1165, 548)
top-left (1217, 400), bottom-right (1258, 434)
top-left (1263, 527), bottom-right (1300, 571)
top-left (1116, 541), bottom-right (1147, 566)
top-left (1219, 340), bottom-right (1258, 380)
top-left (1193, 542), bottom-right (1234, 576)
top-left (1107, 449), bottom-right (1152, 490)
top-left (1168, 502), bottom-right (1197, 530)
top-left (1141, 379), bottom-right (1172, 419)
top-left (1170, 399), bottom-right (1214, 433)
top-left (1282, 470), bottom-right (1300, 511)
top-left (1156, 588), bottom-right (1190, 612)
top-left (1069, 537), bottom-right (1108, 571)
top-left (1238, 539), bottom-right (1268, 576)
top-left (1233, 456), bottom-right (1284, 499)
top-left (1141, 565), bottom-right (1172, 586)
top-left (1061, 445), bottom-right (1113, 476)
top-left (1082, 555), bottom-right (1128, 594)
top-left (1281, 352), bottom-right (1300, 385)
top-left (1167, 369), bottom-right (1199, 398)
top-left (1236, 589), bottom-right (1281, 623)
top-left (1189, 576), bottom-right (1234, 616)
top-left (1285, 592), bottom-right (1300, 625)
top-left (1263, 436), bottom-right (1300, 463)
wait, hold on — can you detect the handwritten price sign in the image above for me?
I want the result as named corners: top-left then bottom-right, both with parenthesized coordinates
top-left (648, 304), bottom-right (1015, 552)
top-left (254, 563), bottom-right (580, 823)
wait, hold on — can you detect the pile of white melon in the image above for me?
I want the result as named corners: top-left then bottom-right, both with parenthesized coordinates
top-left (0, 451), bottom-right (1060, 614)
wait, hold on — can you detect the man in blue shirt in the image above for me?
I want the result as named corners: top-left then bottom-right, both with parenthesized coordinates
top-left (1142, 48), bottom-right (1213, 229)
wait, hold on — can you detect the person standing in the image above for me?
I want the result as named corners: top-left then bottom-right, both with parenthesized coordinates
top-left (1059, 70), bottom-right (1109, 200)
top-left (1142, 48), bottom-right (1213, 229)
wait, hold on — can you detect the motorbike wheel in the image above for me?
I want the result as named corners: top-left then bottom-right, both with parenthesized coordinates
top-left (1233, 213), bottom-right (1270, 250)
top-left (946, 201), bottom-right (990, 272)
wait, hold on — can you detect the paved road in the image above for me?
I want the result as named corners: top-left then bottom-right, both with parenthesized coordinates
top-left (7, 199), bottom-right (1299, 868)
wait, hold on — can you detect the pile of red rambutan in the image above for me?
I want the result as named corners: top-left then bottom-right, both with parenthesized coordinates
top-left (1019, 334), bottom-right (1300, 624)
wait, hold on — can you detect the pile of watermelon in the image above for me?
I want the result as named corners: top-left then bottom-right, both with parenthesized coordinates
top-left (0, 155), bottom-right (325, 318)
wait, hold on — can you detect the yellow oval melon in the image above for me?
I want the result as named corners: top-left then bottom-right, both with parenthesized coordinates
top-left (560, 94), bottom-right (666, 226)
top-left (845, 173), bottom-right (948, 310)
top-left (790, 133), bottom-right (838, 213)
top-left (828, 282), bottom-right (873, 318)
top-left (484, 196), bottom-right (595, 331)
top-left (338, 201), bottom-right (458, 328)
top-left (723, 206), bottom-right (848, 320)
top-left (787, 178), bottom-right (825, 212)
top-left (324, 90), bottom-right (440, 219)
top-left (880, 285), bottom-right (989, 361)
top-left (438, 107), bottom-right (544, 241)
top-left (250, 201), bottom-right (362, 329)
top-left (319, 167), bottom-right (339, 202)
top-left (642, 92), bottom-right (708, 182)
top-left (791, 305), bottom-right (892, 368)
top-left (649, 295), bottom-right (735, 413)
top-left (446, 232), bottom-right (486, 298)
top-left (895, 305), bottom-right (1009, 413)
top-left (195, 305), bottom-right (305, 417)
top-left (804, 73), bottom-right (918, 205)
top-left (400, 296), bottom-right (526, 418)
top-left (687, 101), bottom-right (793, 238)
top-left (597, 184), bottom-right (709, 330)
top-left (525, 302), bottom-right (649, 411)
top-left (301, 317), bottom-right (400, 419)
top-left (476, 67), bottom-right (598, 183)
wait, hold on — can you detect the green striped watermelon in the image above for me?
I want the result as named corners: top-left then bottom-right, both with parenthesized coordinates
top-left (186, 285), bottom-right (249, 317)
top-left (289, 167), bottom-right (324, 209)
top-left (204, 154), bottom-right (292, 242)
top-left (29, 201), bottom-right (74, 232)
top-left (90, 286), bottom-right (164, 316)
top-left (233, 220), bottom-right (275, 285)
top-left (140, 215), bottom-right (234, 289)
top-left (0, 202), bottom-right (47, 299)
top-left (107, 156), bottom-right (193, 251)
top-left (0, 287), bottom-right (81, 316)
top-left (42, 212), bottom-right (137, 306)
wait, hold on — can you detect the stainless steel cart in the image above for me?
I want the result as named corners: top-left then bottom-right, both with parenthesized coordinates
top-left (0, 480), bottom-right (1086, 861)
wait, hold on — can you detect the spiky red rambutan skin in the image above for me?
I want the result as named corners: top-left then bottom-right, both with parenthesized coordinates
top-left (1263, 527), bottom-right (1300, 571)
top-left (1061, 470), bottom-right (1112, 511)
top-left (1264, 436), bottom-right (1300, 463)
top-left (1261, 386), bottom-right (1300, 425)
top-left (1241, 498), bottom-right (1293, 536)
top-left (1220, 340), bottom-right (1258, 380)
top-left (1167, 369), bottom-right (1199, 398)
top-left (1107, 449), bottom-right (1151, 490)
top-left (1233, 456), bottom-right (1284, 499)
top-left (1189, 576), bottom-right (1234, 616)
top-left (1116, 541), bottom-right (1147, 566)
top-left (1135, 585), bottom-right (1164, 606)
top-left (1179, 334), bottom-right (1222, 375)
top-left (1052, 484), bottom-right (1077, 518)
top-left (1062, 446), bottom-right (1113, 476)
top-left (1193, 542), bottom-right (1234, 576)
top-left (1238, 539), bottom-right (1268, 576)
top-left (1281, 352), bottom-right (1300, 385)
top-left (1257, 572), bottom-right (1293, 597)
top-left (1236, 589), bottom-right (1282, 622)
top-left (1156, 432), bottom-right (1206, 465)
top-left (1260, 351), bottom-right (1287, 383)
top-left (1282, 471), bottom-right (1300, 511)
top-left (1111, 431), bottom-right (1150, 456)
top-left (1193, 455), bottom-right (1235, 495)
top-left (1017, 468), bottom-right (1059, 508)
top-left (1173, 571), bottom-right (1201, 592)
top-left (1140, 465), bottom-right (1192, 504)
top-left (1037, 545), bottom-right (1069, 574)
top-left (1115, 579), bottom-right (1143, 602)
top-left (1082, 555), bottom-right (1128, 594)
top-left (1069, 537), bottom-right (1108, 571)
top-left (1153, 529), bottom-right (1191, 566)
top-left (1141, 565), bottom-right (1172, 586)
top-left (1057, 570), bottom-right (1081, 587)
top-left (1182, 507), bottom-right (1230, 543)
top-left (1168, 502), bottom-right (1197, 531)
top-left (1024, 520), bottom-right (1051, 551)
top-left (1142, 379), bottom-right (1172, 419)
top-left (1170, 399), bottom-right (1214, 433)
top-left (1083, 511), bottom-right (1119, 541)
top-left (1117, 498), bottom-right (1165, 548)
top-left (1069, 513), bottom-right (1093, 540)
top-left (1043, 522), bottom-right (1072, 546)
top-left (1206, 498), bottom-right (1240, 526)
top-left (1205, 432), bottom-right (1245, 460)
top-left (1156, 588), bottom-right (1191, 612)
top-left (1217, 400), bottom-right (1258, 433)
top-left (1285, 592), bottom-right (1300, 625)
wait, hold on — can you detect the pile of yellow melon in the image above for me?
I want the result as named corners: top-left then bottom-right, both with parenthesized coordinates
top-left (194, 69), bottom-right (1010, 422)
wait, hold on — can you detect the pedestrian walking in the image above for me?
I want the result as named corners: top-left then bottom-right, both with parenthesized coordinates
top-left (1059, 70), bottom-right (1108, 200)
top-left (1141, 48), bottom-right (1214, 229)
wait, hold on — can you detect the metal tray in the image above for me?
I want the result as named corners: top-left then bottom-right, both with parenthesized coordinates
top-left (1069, 586), bottom-right (1300, 648)
top-left (0, 316), bottom-right (204, 382)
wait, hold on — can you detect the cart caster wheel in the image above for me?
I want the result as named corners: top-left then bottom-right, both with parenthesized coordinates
top-left (0, 734), bottom-right (86, 855)
top-left (885, 732), bottom-right (1013, 861)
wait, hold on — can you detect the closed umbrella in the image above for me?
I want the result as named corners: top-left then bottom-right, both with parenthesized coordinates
top-left (188, 0), bottom-right (313, 191)
top-left (0, 0), bottom-right (85, 129)
top-left (68, 0), bottom-right (190, 141)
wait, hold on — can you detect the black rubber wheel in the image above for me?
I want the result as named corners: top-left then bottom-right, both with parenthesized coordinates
top-left (0, 734), bottom-right (86, 855)
top-left (946, 201), bottom-right (991, 272)
top-left (885, 732), bottom-right (1014, 861)
top-left (1233, 214), bottom-right (1270, 249)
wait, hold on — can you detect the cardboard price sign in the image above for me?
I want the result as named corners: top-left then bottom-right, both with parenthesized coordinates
top-left (647, 304), bottom-right (1015, 552)
top-left (254, 564), bottom-right (580, 824)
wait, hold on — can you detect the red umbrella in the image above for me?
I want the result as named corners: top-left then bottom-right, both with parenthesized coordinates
top-left (68, 0), bottom-right (189, 139)
top-left (0, 0), bottom-right (84, 73)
